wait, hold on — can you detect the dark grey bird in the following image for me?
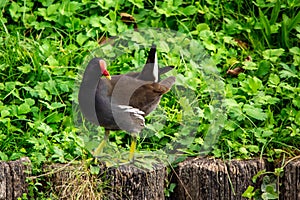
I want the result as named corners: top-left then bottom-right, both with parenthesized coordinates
top-left (78, 45), bottom-right (176, 160)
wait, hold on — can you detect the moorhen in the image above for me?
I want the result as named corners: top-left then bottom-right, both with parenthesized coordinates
top-left (78, 45), bottom-right (176, 160)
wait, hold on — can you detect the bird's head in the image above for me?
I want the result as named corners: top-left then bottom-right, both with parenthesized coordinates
top-left (99, 59), bottom-right (111, 80)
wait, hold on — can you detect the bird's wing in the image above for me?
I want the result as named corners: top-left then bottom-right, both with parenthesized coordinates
top-left (136, 44), bottom-right (175, 82)
top-left (111, 105), bottom-right (145, 133)
top-left (136, 44), bottom-right (159, 82)
top-left (159, 66), bottom-right (174, 75)
top-left (159, 76), bottom-right (176, 89)
top-left (126, 66), bottom-right (174, 79)
top-left (128, 76), bottom-right (176, 116)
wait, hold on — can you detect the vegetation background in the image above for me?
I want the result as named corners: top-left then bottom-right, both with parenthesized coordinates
top-left (0, 0), bottom-right (299, 198)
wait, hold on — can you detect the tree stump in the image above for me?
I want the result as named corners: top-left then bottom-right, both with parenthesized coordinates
top-left (169, 157), bottom-right (266, 200)
top-left (46, 162), bottom-right (166, 200)
top-left (0, 157), bottom-right (31, 200)
top-left (106, 164), bottom-right (166, 199)
top-left (280, 158), bottom-right (300, 200)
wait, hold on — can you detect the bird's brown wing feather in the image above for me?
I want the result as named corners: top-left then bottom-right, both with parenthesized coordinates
top-left (129, 76), bottom-right (176, 116)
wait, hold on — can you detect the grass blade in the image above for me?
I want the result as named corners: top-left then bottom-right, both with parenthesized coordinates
top-left (259, 8), bottom-right (271, 47)
top-left (287, 11), bottom-right (300, 32)
top-left (270, 0), bottom-right (281, 25)
top-left (281, 14), bottom-right (290, 48)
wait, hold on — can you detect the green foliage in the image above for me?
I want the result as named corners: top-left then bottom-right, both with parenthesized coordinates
top-left (242, 157), bottom-right (300, 200)
top-left (243, 172), bottom-right (280, 200)
top-left (0, 0), bottom-right (300, 198)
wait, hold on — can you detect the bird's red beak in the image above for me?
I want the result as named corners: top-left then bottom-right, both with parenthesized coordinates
top-left (106, 75), bottom-right (111, 80)
top-left (103, 70), bottom-right (111, 80)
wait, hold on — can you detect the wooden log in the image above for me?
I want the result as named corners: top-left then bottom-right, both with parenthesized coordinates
top-left (46, 162), bottom-right (166, 200)
top-left (106, 164), bottom-right (166, 199)
top-left (280, 158), bottom-right (300, 200)
top-left (169, 157), bottom-right (266, 200)
top-left (0, 157), bottom-right (31, 200)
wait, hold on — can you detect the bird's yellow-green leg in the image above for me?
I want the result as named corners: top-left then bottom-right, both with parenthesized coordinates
top-left (94, 129), bottom-right (110, 156)
top-left (129, 135), bottom-right (137, 161)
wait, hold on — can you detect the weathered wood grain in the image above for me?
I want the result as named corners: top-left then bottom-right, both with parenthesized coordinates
top-left (169, 157), bottom-right (266, 200)
top-left (3, 156), bottom-right (300, 199)
top-left (0, 157), bottom-right (30, 200)
top-left (280, 158), bottom-right (300, 200)
top-left (46, 162), bottom-right (166, 200)
top-left (106, 164), bottom-right (166, 199)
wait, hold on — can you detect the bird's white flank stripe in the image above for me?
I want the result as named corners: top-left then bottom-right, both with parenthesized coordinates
top-left (117, 105), bottom-right (145, 115)
top-left (133, 113), bottom-right (145, 122)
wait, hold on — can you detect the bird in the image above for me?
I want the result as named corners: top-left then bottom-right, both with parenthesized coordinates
top-left (78, 45), bottom-right (176, 161)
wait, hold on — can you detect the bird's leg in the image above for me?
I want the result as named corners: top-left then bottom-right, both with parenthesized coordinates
top-left (129, 134), bottom-right (137, 162)
top-left (94, 129), bottom-right (110, 156)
